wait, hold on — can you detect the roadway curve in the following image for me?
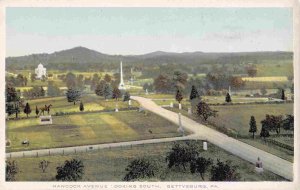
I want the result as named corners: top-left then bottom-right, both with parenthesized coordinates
top-left (131, 96), bottom-right (293, 181)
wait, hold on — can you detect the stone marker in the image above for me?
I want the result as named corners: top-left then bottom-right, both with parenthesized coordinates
top-left (188, 107), bottom-right (192, 115)
top-left (40, 115), bottom-right (53, 125)
top-left (177, 113), bottom-right (185, 136)
top-left (145, 89), bottom-right (149, 95)
top-left (170, 102), bottom-right (173, 108)
top-left (255, 157), bottom-right (264, 173)
top-left (115, 104), bottom-right (119, 112)
top-left (203, 141), bottom-right (207, 150)
top-left (178, 103), bottom-right (182, 110)
top-left (128, 100), bottom-right (132, 106)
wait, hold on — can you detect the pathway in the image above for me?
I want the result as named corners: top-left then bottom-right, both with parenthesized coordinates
top-left (131, 96), bottom-right (293, 181)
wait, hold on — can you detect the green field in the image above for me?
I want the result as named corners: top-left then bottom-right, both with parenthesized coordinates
top-left (7, 111), bottom-right (180, 152)
top-left (8, 95), bottom-right (140, 119)
top-left (256, 61), bottom-right (293, 77)
top-left (7, 140), bottom-right (284, 181)
top-left (210, 103), bottom-right (293, 135)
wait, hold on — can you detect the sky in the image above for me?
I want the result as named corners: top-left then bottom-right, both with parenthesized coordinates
top-left (6, 7), bottom-right (293, 57)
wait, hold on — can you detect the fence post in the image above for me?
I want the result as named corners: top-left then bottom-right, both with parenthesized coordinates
top-left (75, 149), bottom-right (76, 154)
top-left (49, 150), bottom-right (50, 156)
top-left (63, 149), bottom-right (64, 155)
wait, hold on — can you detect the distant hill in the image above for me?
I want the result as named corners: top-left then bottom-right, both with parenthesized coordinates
top-left (5, 46), bottom-right (293, 71)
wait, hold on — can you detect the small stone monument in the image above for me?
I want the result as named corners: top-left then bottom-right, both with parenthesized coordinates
top-left (145, 89), bottom-right (149, 95)
top-left (188, 107), bottom-right (192, 115)
top-left (40, 115), bottom-right (52, 125)
top-left (177, 113), bottom-right (185, 136)
top-left (170, 102), bottom-right (174, 108)
top-left (128, 100), bottom-right (132, 106)
top-left (203, 141), bottom-right (207, 151)
top-left (115, 104), bottom-right (119, 112)
top-left (255, 157), bottom-right (264, 173)
top-left (6, 139), bottom-right (11, 147)
top-left (178, 103), bottom-right (182, 110)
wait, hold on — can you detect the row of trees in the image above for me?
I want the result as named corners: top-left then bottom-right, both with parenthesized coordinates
top-left (249, 114), bottom-right (294, 140)
top-left (123, 142), bottom-right (239, 181)
top-left (6, 158), bottom-right (84, 181)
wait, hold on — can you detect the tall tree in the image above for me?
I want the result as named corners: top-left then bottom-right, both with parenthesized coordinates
top-left (225, 93), bottom-right (232, 103)
top-left (173, 70), bottom-right (188, 91)
top-left (249, 116), bottom-right (257, 139)
top-left (35, 105), bottom-right (39, 117)
top-left (103, 83), bottom-right (112, 100)
top-left (39, 160), bottom-right (50, 173)
top-left (261, 114), bottom-right (283, 134)
top-left (123, 158), bottom-right (157, 181)
top-left (246, 66), bottom-right (257, 77)
top-left (190, 157), bottom-right (213, 180)
top-left (112, 87), bottom-right (122, 101)
top-left (260, 125), bottom-right (270, 142)
top-left (153, 74), bottom-right (173, 93)
top-left (40, 86), bottom-right (45, 97)
top-left (104, 74), bottom-right (112, 83)
top-left (123, 91), bottom-right (131, 102)
top-left (65, 72), bottom-right (77, 89)
top-left (175, 89), bottom-right (183, 104)
top-left (281, 89), bottom-right (285, 100)
top-left (91, 73), bottom-right (101, 91)
top-left (79, 101), bottom-right (84, 112)
top-left (282, 115), bottom-right (294, 132)
top-left (95, 80), bottom-right (106, 96)
top-left (190, 85), bottom-right (199, 100)
top-left (66, 88), bottom-right (81, 105)
top-left (56, 159), bottom-right (84, 181)
top-left (210, 160), bottom-right (240, 181)
top-left (196, 101), bottom-right (218, 121)
top-left (23, 102), bottom-right (32, 118)
top-left (6, 84), bottom-right (20, 119)
top-left (6, 160), bottom-right (18, 181)
top-left (166, 142), bottom-right (199, 170)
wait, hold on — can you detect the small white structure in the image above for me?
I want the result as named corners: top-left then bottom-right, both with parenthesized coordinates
top-left (188, 107), bottom-right (192, 115)
top-left (178, 103), bottom-right (182, 110)
top-left (118, 61), bottom-right (126, 90)
top-left (35, 63), bottom-right (47, 79)
top-left (128, 100), bottom-right (132, 106)
top-left (145, 89), bottom-right (149, 95)
top-left (203, 141), bottom-right (208, 150)
top-left (115, 104), bottom-right (119, 112)
top-left (40, 115), bottom-right (52, 125)
top-left (177, 113), bottom-right (185, 136)
top-left (170, 102), bottom-right (174, 108)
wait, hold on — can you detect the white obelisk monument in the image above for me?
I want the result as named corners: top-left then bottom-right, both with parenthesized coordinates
top-left (118, 61), bottom-right (126, 90)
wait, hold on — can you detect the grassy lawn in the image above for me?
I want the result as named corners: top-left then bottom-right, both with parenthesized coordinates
top-left (256, 61), bottom-right (293, 77)
top-left (209, 103), bottom-right (293, 135)
top-left (8, 94), bottom-right (140, 119)
top-left (7, 111), bottom-right (181, 152)
top-left (166, 103), bottom-right (294, 161)
top-left (7, 140), bottom-right (285, 181)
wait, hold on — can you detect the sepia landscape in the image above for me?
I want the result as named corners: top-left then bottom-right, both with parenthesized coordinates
top-left (5, 8), bottom-right (294, 182)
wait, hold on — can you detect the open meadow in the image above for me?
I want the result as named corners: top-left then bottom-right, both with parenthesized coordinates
top-left (7, 111), bottom-right (180, 152)
top-left (7, 140), bottom-right (284, 181)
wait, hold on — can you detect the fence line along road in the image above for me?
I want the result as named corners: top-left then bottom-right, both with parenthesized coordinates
top-left (6, 135), bottom-right (200, 159)
top-left (131, 96), bottom-right (293, 181)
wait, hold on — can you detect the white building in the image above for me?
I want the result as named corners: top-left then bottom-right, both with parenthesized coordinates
top-left (35, 63), bottom-right (47, 79)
